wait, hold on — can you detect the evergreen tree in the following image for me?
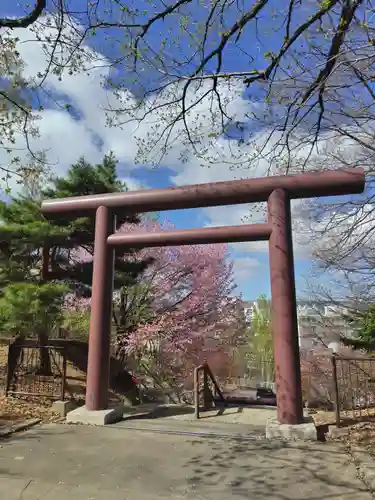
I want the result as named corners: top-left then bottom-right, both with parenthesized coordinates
top-left (340, 306), bottom-right (375, 352)
top-left (0, 195), bottom-right (71, 371)
top-left (40, 152), bottom-right (150, 294)
top-left (0, 153), bottom-right (149, 387)
top-left (0, 196), bottom-right (71, 288)
top-left (0, 152), bottom-right (149, 332)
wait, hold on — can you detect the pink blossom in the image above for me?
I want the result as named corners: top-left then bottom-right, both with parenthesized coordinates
top-left (69, 217), bottom-right (244, 388)
top-left (115, 218), bottom-right (242, 384)
top-left (62, 293), bottom-right (91, 312)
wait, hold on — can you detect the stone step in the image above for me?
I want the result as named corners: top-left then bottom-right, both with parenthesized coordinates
top-left (113, 413), bottom-right (266, 439)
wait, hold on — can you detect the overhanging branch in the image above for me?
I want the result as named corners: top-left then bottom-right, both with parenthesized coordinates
top-left (0, 0), bottom-right (46, 29)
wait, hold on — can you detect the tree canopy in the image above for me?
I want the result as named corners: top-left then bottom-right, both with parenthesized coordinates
top-left (0, 153), bottom-right (148, 342)
top-left (104, 218), bottom-right (243, 389)
top-left (1, 1), bottom-right (375, 303)
top-left (340, 305), bottom-right (375, 351)
top-left (1, 1), bottom-right (374, 171)
top-left (0, 153), bottom-right (148, 294)
top-left (246, 294), bottom-right (274, 383)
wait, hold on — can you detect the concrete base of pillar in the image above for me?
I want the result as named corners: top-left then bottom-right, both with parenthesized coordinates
top-left (66, 405), bottom-right (124, 426)
top-left (266, 416), bottom-right (318, 441)
top-left (51, 400), bottom-right (76, 417)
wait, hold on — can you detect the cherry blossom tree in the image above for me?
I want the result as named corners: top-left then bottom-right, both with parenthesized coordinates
top-left (67, 218), bottom-right (245, 395)
top-left (113, 219), bottom-right (244, 393)
top-left (61, 293), bottom-right (91, 340)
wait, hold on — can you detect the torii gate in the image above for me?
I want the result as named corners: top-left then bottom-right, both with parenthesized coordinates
top-left (41, 167), bottom-right (365, 425)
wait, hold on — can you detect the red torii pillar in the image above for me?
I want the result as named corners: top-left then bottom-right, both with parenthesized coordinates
top-left (41, 167), bottom-right (365, 425)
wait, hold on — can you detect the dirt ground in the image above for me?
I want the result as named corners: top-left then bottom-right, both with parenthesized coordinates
top-left (310, 407), bottom-right (375, 456)
top-left (0, 396), bottom-right (61, 428)
top-left (0, 343), bottom-right (127, 427)
top-left (326, 419), bottom-right (375, 454)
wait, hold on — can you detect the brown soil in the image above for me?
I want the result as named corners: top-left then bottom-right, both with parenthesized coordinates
top-left (0, 395), bottom-right (61, 428)
top-left (312, 407), bottom-right (375, 426)
top-left (0, 344), bottom-right (74, 427)
top-left (327, 420), bottom-right (375, 454)
top-left (311, 408), bottom-right (375, 455)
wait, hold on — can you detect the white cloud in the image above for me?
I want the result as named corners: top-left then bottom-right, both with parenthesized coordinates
top-left (298, 203), bottom-right (375, 259)
top-left (232, 256), bottom-right (262, 284)
top-left (1, 22), bottom-right (269, 246)
top-left (121, 177), bottom-right (145, 191)
top-left (0, 24), bottom-right (140, 189)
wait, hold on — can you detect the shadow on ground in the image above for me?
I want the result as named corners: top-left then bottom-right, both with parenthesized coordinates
top-left (0, 423), bottom-right (372, 499)
top-left (122, 404), bottom-right (195, 420)
top-left (183, 436), bottom-right (367, 499)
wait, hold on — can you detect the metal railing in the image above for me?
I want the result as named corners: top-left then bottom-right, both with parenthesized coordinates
top-left (5, 342), bottom-right (67, 401)
top-left (331, 354), bottom-right (375, 427)
top-left (194, 362), bottom-right (225, 419)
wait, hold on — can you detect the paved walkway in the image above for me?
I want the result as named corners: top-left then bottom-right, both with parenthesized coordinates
top-left (118, 403), bottom-right (277, 434)
top-left (0, 423), bottom-right (373, 500)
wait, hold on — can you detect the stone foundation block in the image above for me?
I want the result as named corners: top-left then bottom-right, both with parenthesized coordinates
top-left (266, 416), bottom-right (318, 441)
top-left (66, 405), bottom-right (124, 426)
top-left (51, 400), bottom-right (76, 417)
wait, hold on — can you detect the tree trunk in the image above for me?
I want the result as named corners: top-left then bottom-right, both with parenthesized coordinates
top-left (6, 336), bottom-right (25, 393)
top-left (36, 331), bottom-right (52, 375)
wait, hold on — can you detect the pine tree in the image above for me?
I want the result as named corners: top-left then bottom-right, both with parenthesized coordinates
top-left (40, 153), bottom-right (150, 294)
top-left (0, 196), bottom-right (71, 371)
top-left (340, 306), bottom-right (375, 352)
top-left (0, 153), bottom-right (148, 332)
top-left (0, 153), bottom-right (149, 388)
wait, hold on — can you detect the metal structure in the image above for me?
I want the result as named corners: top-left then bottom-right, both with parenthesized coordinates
top-left (331, 354), bottom-right (375, 427)
top-left (5, 341), bottom-right (67, 400)
top-left (194, 362), bottom-right (225, 419)
top-left (41, 167), bottom-right (365, 425)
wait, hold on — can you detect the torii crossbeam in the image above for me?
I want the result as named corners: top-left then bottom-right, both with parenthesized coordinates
top-left (42, 167), bottom-right (365, 425)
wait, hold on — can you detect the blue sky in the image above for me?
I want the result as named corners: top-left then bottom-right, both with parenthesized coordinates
top-left (1, 0), bottom-right (363, 300)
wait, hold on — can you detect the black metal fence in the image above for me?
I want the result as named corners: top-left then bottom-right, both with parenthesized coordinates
top-left (0, 338), bottom-right (139, 404)
top-left (5, 341), bottom-right (67, 400)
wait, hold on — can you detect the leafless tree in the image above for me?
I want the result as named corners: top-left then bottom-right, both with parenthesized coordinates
top-left (0, 1), bottom-right (372, 164)
top-left (2, 0), bottom-right (375, 295)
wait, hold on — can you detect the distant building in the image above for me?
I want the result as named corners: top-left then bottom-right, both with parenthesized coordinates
top-left (242, 299), bottom-right (359, 350)
top-left (242, 300), bottom-right (258, 324)
top-left (296, 301), bottom-right (357, 350)
top-left (243, 300), bottom-right (271, 324)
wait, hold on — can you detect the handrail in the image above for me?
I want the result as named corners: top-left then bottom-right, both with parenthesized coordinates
top-left (205, 364), bottom-right (225, 402)
top-left (194, 362), bottom-right (225, 419)
top-left (330, 354), bottom-right (375, 427)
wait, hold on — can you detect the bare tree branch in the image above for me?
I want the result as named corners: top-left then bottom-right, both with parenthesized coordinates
top-left (2, 0), bottom-right (375, 295)
top-left (0, 0), bottom-right (46, 29)
top-left (301, 0), bottom-right (364, 104)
